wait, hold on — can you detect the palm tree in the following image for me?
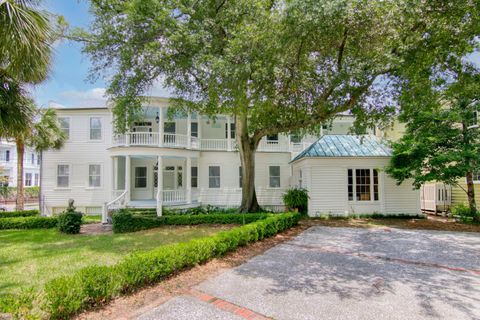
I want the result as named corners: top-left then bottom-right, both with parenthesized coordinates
top-left (15, 107), bottom-right (65, 210)
top-left (0, 0), bottom-right (54, 83)
top-left (1, 0), bottom-right (59, 210)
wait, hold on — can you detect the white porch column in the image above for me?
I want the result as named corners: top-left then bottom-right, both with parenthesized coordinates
top-left (110, 156), bottom-right (116, 192)
top-left (198, 116), bottom-right (203, 148)
top-left (158, 107), bottom-right (164, 147)
top-left (156, 156), bottom-right (163, 216)
top-left (125, 155), bottom-right (131, 203)
top-left (227, 116), bottom-right (232, 151)
top-left (186, 157), bottom-right (192, 204)
top-left (187, 113), bottom-right (192, 149)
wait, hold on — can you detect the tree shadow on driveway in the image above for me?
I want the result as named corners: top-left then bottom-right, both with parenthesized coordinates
top-left (198, 226), bottom-right (480, 320)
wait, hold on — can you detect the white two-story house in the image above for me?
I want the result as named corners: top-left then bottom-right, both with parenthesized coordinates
top-left (41, 97), bottom-right (361, 221)
top-left (42, 97), bottom-right (422, 221)
top-left (0, 140), bottom-right (41, 188)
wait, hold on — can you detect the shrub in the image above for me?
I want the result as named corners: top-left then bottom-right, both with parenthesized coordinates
top-left (0, 209), bottom-right (39, 218)
top-left (451, 203), bottom-right (478, 223)
top-left (57, 210), bottom-right (83, 234)
top-left (42, 213), bottom-right (300, 319)
top-left (0, 216), bottom-right (58, 230)
top-left (57, 200), bottom-right (83, 234)
top-left (282, 188), bottom-right (309, 214)
top-left (112, 209), bottom-right (270, 233)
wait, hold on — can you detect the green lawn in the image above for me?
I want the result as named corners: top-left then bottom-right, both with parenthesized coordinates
top-left (0, 225), bottom-right (230, 295)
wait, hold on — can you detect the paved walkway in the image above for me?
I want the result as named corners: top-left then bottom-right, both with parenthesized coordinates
top-left (138, 226), bottom-right (480, 320)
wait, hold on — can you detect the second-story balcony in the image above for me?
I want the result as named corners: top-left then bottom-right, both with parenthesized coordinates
top-left (110, 105), bottom-right (316, 153)
top-left (112, 132), bottom-right (313, 153)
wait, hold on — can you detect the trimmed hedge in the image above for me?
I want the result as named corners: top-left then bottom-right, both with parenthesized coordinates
top-left (58, 211), bottom-right (83, 234)
top-left (42, 213), bottom-right (300, 319)
top-left (0, 216), bottom-right (58, 230)
top-left (0, 209), bottom-right (40, 218)
top-left (112, 210), bottom-right (270, 233)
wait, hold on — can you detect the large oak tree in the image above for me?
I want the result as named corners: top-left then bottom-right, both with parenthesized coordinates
top-left (82, 0), bottom-right (479, 212)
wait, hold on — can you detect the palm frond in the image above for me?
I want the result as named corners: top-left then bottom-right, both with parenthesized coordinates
top-left (0, 0), bottom-right (54, 83)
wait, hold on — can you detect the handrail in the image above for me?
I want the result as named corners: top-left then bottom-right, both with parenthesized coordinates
top-left (102, 189), bottom-right (127, 224)
top-left (106, 189), bottom-right (127, 207)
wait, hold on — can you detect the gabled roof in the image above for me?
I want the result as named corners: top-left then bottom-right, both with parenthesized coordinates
top-left (291, 134), bottom-right (391, 162)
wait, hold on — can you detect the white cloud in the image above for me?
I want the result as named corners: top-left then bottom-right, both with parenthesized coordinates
top-left (146, 78), bottom-right (172, 98)
top-left (58, 87), bottom-right (107, 107)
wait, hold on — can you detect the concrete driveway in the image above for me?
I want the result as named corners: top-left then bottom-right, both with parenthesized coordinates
top-left (139, 226), bottom-right (480, 320)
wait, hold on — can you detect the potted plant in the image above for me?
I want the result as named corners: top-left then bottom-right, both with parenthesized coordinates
top-left (282, 188), bottom-right (309, 214)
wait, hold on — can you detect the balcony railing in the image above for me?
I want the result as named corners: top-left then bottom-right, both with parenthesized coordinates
top-left (112, 132), bottom-right (312, 153)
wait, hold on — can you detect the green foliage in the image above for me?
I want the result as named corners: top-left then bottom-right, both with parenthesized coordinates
top-left (112, 209), bottom-right (270, 233)
top-left (42, 213), bottom-right (300, 319)
top-left (0, 216), bottom-right (58, 230)
top-left (0, 186), bottom-right (40, 200)
top-left (451, 204), bottom-right (478, 224)
top-left (282, 188), bottom-right (309, 214)
top-left (0, 209), bottom-right (39, 218)
top-left (57, 209), bottom-right (83, 234)
top-left (386, 62), bottom-right (480, 223)
top-left (82, 0), bottom-right (479, 213)
top-left (0, 0), bottom-right (56, 84)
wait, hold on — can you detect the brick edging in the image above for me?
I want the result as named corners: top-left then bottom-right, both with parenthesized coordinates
top-left (189, 288), bottom-right (272, 320)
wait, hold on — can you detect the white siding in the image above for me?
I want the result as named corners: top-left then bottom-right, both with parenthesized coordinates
top-left (294, 157), bottom-right (420, 217)
top-left (41, 109), bottom-right (113, 214)
top-left (197, 151), bottom-right (290, 209)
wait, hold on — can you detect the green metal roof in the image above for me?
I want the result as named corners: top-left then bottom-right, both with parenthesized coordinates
top-left (291, 135), bottom-right (391, 162)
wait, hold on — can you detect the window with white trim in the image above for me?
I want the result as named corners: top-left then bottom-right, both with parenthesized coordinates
top-left (57, 165), bottom-right (70, 188)
top-left (208, 166), bottom-right (220, 188)
top-left (191, 122), bottom-right (198, 137)
top-left (88, 164), bottom-right (101, 187)
top-left (225, 123), bottom-right (235, 139)
top-left (58, 117), bottom-right (70, 139)
top-left (25, 173), bottom-right (32, 186)
top-left (177, 166), bottom-right (183, 188)
top-left (135, 167), bottom-right (147, 188)
top-left (299, 169), bottom-right (303, 188)
top-left (31, 153), bottom-right (34, 164)
top-left (267, 134), bottom-right (278, 142)
top-left (473, 172), bottom-right (480, 182)
top-left (89, 117), bottom-right (102, 140)
top-left (269, 166), bottom-right (281, 188)
top-left (191, 166), bottom-right (198, 188)
top-left (239, 166), bottom-right (243, 188)
top-left (34, 173), bottom-right (39, 186)
top-left (347, 169), bottom-right (379, 201)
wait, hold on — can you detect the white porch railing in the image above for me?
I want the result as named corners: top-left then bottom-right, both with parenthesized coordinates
top-left (163, 133), bottom-right (188, 148)
top-left (200, 139), bottom-right (228, 150)
top-left (102, 189), bottom-right (127, 223)
top-left (112, 132), bottom-right (313, 153)
top-left (162, 189), bottom-right (186, 203)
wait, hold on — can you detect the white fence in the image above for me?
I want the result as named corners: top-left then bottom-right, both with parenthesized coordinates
top-left (420, 183), bottom-right (452, 213)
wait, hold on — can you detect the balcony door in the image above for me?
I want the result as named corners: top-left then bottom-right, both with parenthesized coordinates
top-left (164, 122), bottom-right (176, 144)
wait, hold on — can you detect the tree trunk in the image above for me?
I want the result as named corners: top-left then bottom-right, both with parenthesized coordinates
top-left (16, 139), bottom-right (25, 211)
top-left (465, 171), bottom-right (477, 215)
top-left (237, 114), bottom-right (261, 213)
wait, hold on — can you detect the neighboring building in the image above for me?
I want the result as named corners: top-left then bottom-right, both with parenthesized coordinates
top-left (290, 135), bottom-right (420, 216)
top-left (0, 140), bottom-right (41, 187)
top-left (41, 97), bottom-right (421, 221)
